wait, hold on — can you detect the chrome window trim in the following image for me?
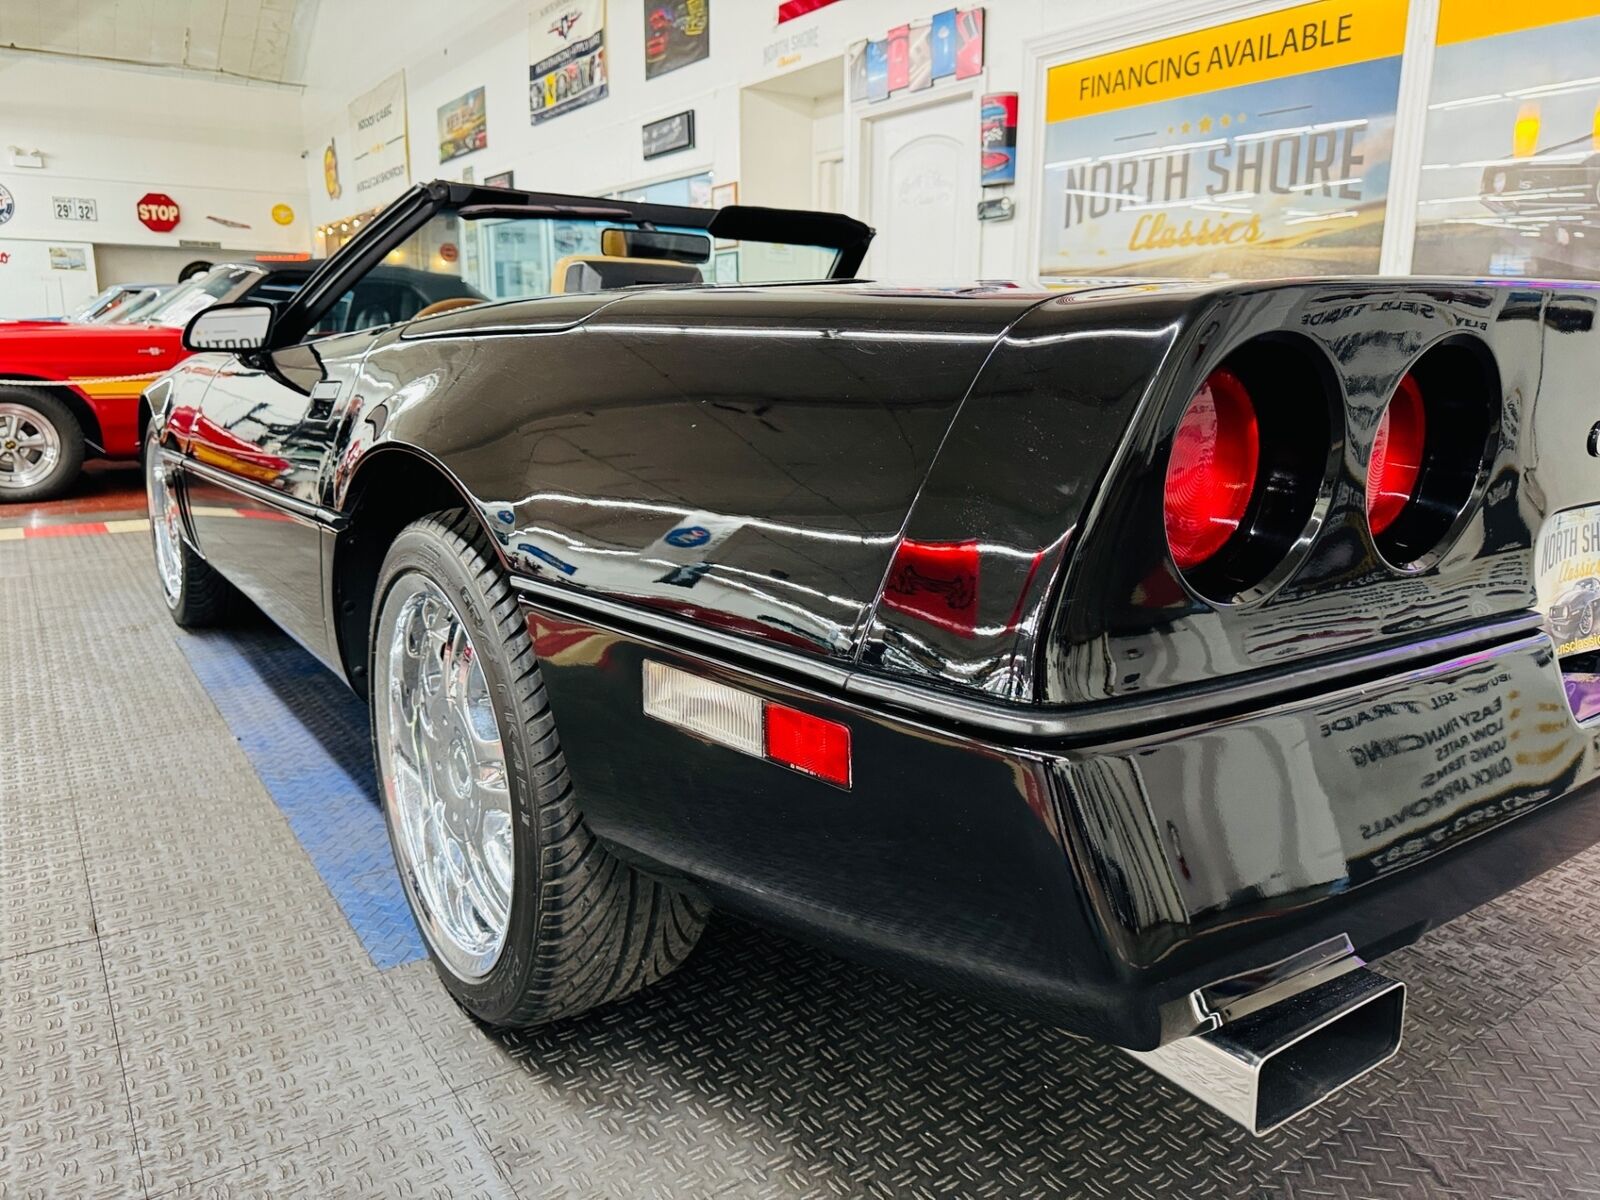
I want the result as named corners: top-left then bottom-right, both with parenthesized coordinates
top-left (164, 452), bottom-right (348, 530)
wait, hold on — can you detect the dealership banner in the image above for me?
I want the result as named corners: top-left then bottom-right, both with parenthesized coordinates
top-left (438, 87), bottom-right (488, 162)
top-left (645, 1), bottom-right (710, 79)
top-left (530, 0), bottom-right (608, 124)
top-left (348, 72), bottom-right (411, 205)
top-left (1412, 1), bottom-right (1600, 280)
top-left (1038, 0), bottom-right (1406, 281)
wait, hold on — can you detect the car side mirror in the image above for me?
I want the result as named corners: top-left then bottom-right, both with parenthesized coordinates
top-left (183, 302), bottom-right (275, 353)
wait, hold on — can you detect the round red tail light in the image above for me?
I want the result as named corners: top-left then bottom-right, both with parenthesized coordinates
top-left (1366, 373), bottom-right (1426, 537)
top-left (1164, 367), bottom-right (1260, 571)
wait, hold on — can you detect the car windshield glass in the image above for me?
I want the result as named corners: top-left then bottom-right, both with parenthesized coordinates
top-left (374, 209), bottom-right (842, 305)
top-left (101, 288), bottom-right (168, 324)
top-left (67, 287), bottom-right (124, 323)
top-left (137, 266), bottom-right (259, 327)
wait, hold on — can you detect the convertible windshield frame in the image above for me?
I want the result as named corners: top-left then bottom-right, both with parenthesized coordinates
top-left (268, 180), bottom-right (874, 348)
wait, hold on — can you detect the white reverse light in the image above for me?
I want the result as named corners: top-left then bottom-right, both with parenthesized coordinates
top-left (643, 661), bottom-right (764, 757)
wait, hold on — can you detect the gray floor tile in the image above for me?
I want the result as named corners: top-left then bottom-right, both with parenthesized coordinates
top-left (0, 942), bottom-right (143, 1199)
top-left (160, 1096), bottom-right (512, 1200)
top-left (111, 967), bottom-right (449, 1195)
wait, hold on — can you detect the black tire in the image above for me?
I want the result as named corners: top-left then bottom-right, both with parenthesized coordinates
top-left (144, 435), bottom-right (232, 627)
top-left (0, 387), bottom-right (84, 503)
top-left (370, 509), bottom-right (708, 1027)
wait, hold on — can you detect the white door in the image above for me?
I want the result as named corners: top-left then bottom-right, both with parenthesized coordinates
top-left (862, 95), bottom-right (975, 282)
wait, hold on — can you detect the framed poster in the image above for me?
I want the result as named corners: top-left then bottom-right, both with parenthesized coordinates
top-left (1037, 0), bottom-right (1406, 281)
top-left (645, 1), bottom-right (709, 79)
top-left (530, 0), bottom-right (608, 125)
top-left (1412, 3), bottom-right (1600, 279)
top-left (643, 111), bottom-right (695, 159)
top-left (486, 170), bottom-right (516, 189)
top-left (348, 72), bottom-right (410, 205)
top-left (438, 87), bottom-right (487, 162)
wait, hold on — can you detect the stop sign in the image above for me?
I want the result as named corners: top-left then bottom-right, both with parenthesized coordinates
top-left (136, 193), bottom-right (180, 232)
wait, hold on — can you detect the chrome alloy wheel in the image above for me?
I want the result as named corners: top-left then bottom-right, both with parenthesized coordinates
top-left (0, 403), bottom-right (61, 492)
top-left (145, 449), bottom-right (184, 603)
top-left (375, 573), bottom-right (514, 981)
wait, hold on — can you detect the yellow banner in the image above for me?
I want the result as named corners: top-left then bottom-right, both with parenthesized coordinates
top-left (1046, 0), bottom-right (1409, 124)
top-left (1437, 0), bottom-right (1600, 46)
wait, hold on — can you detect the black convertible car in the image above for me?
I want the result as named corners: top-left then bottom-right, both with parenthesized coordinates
top-left (143, 181), bottom-right (1600, 1135)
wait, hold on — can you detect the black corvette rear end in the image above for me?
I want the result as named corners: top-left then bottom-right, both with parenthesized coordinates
top-left (495, 277), bottom-right (1600, 1123)
top-left (146, 181), bottom-right (1600, 1135)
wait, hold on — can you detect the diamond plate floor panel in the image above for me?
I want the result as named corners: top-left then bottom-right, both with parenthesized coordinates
top-left (7, 528), bottom-right (1600, 1197)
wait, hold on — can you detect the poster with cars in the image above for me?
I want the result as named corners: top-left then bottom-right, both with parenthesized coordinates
top-left (644, 1), bottom-right (709, 80)
top-left (1536, 504), bottom-right (1600, 657)
top-left (530, 0), bottom-right (608, 124)
top-left (437, 87), bottom-right (488, 162)
top-left (348, 72), bottom-right (411, 204)
top-left (1037, 0), bottom-right (1405, 281)
top-left (981, 92), bottom-right (1017, 185)
top-left (1411, 3), bottom-right (1600, 280)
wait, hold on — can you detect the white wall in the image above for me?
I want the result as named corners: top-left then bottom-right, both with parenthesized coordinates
top-left (294, 0), bottom-right (1201, 278)
top-left (0, 51), bottom-right (311, 267)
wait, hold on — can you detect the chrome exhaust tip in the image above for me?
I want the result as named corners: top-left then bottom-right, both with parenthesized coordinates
top-left (1129, 955), bottom-right (1405, 1135)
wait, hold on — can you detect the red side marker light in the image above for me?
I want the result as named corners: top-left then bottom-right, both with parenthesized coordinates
top-left (1367, 373), bottom-right (1426, 537)
top-left (765, 703), bottom-right (852, 788)
top-left (1164, 367), bottom-right (1260, 571)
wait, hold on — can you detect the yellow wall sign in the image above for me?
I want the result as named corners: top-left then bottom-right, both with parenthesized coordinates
top-left (271, 203), bottom-right (295, 226)
top-left (1046, 0), bottom-right (1409, 124)
top-left (1437, 0), bottom-right (1600, 46)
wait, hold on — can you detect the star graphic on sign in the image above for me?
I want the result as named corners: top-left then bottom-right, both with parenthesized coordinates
top-left (1220, 114), bottom-right (1232, 128)
top-left (1199, 116), bottom-right (1212, 132)
top-left (1167, 125), bottom-right (1176, 135)
top-left (1180, 121), bottom-right (1191, 133)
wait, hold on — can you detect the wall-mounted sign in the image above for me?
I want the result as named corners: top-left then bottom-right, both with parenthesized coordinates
top-left (486, 169), bottom-right (516, 188)
top-left (52, 197), bottom-right (98, 222)
top-left (1037, 0), bottom-right (1406, 282)
top-left (777, 0), bottom-right (841, 23)
top-left (764, 22), bottom-right (823, 72)
top-left (48, 246), bottom-right (87, 270)
top-left (850, 9), bottom-right (983, 105)
top-left (977, 196), bottom-right (1015, 221)
top-left (272, 203), bottom-right (296, 226)
top-left (646, 1), bottom-right (709, 79)
top-left (643, 110), bottom-right (696, 159)
top-left (531, 0), bottom-right (609, 125)
top-left (0, 184), bottom-right (14, 225)
top-left (1413, 3), bottom-right (1600, 280)
top-left (178, 239), bottom-right (223, 249)
top-left (981, 92), bottom-right (1017, 185)
top-left (323, 139), bottom-right (342, 200)
top-left (349, 72), bottom-right (411, 203)
top-left (136, 193), bottom-right (181, 233)
top-left (438, 86), bottom-right (488, 162)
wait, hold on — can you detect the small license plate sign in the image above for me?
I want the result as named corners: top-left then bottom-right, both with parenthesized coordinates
top-left (52, 196), bottom-right (98, 222)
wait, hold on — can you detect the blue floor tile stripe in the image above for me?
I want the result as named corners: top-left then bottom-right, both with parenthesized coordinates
top-left (176, 622), bottom-right (427, 970)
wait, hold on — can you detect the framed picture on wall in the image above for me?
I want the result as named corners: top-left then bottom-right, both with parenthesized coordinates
top-left (711, 181), bottom-right (738, 208)
top-left (485, 170), bottom-right (515, 189)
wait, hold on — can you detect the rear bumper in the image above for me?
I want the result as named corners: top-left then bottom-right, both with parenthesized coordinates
top-left (527, 598), bottom-right (1599, 1050)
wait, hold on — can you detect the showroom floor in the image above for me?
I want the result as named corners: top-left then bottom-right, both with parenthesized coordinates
top-left (6, 482), bottom-right (1600, 1199)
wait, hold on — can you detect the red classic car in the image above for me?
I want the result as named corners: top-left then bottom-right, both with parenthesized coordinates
top-left (0, 260), bottom-right (479, 502)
